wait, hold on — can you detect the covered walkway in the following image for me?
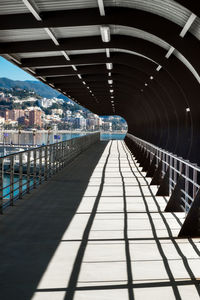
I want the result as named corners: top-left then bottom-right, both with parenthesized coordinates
top-left (0, 140), bottom-right (200, 300)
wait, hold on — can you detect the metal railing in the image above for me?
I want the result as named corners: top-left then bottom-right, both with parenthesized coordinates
top-left (0, 132), bottom-right (100, 213)
top-left (127, 133), bottom-right (200, 214)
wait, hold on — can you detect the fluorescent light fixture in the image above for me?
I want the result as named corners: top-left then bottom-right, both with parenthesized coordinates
top-left (145, 83), bottom-right (148, 86)
top-left (111, 96), bottom-right (114, 98)
top-left (110, 89), bottom-right (114, 93)
top-left (83, 81), bottom-right (86, 85)
top-left (87, 86), bottom-right (90, 89)
top-left (156, 65), bottom-right (162, 71)
top-left (22, 0), bottom-right (42, 21)
top-left (108, 80), bottom-right (113, 84)
top-left (106, 48), bottom-right (110, 58)
top-left (72, 65), bottom-right (77, 71)
top-left (61, 50), bottom-right (70, 61)
top-left (186, 107), bottom-right (190, 112)
top-left (150, 76), bottom-right (154, 80)
top-left (49, 83), bottom-right (54, 87)
top-left (44, 28), bottom-right (59, 46)
top-left (108, 72), bottom-right (112, 76)
top-left (180, 13), bottom-right (196, 38)
top-left (165, 46), bottom-right (175, 59)
top-left (106, 63), bottom-right (113, 70)
top-left (97, 0), bottom-right (105, 16)
top-left (78, 74), bottom-right (82, 79)
top-left (100, 26), bottom-right (110, 43)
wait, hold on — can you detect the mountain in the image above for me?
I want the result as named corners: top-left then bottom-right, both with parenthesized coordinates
top-left (0, 77), bottom-right (60, 98)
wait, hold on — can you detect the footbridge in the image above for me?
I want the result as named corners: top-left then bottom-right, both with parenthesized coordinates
top-left (0, 134), bottom-right (200, 300)
top-left (0, 0), bottom-right (200, 299)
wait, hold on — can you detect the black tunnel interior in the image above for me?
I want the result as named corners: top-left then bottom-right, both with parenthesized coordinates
top-left (0, 0), bottom-right (200, 164)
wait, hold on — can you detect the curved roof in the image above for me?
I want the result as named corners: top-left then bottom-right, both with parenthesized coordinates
top-left (0, 0), bottom-right (200, 162)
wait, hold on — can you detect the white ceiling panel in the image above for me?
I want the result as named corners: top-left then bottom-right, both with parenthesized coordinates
top-left (52, 25), bottom-right (100, 39)
top-left (189, 17), bottom-right (200, 40)
top-left (35, 0), bottom-right (98, 11)
top-left (0, 28), bottom-right (49, 42)
top-left (111, 25), bottom-right (170, 50)
top-left (104, 0), bottom-right (191, 27)
top-left (0, 0), bottom-right (30, 15)
top-left (19, 51), bottom-right (62, 58)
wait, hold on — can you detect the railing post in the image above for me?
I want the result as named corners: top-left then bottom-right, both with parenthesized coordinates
top-left (44, 146), bottom-right (48, 181)
top-left (0, 158), bottom-right (4, 214)
top-left (33, 149), bottom-right (37, 189)
top-left (10, 156), bottom-right (14, 205)
top-left (19, 152), bottom-right (23, 199)
top-left (26, 151), bottom-right (30, 193)
top-left (39, 147), bottom-right (42, 185)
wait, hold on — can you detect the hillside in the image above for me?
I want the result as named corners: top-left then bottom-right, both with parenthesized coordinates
top-left (0, 77), bottom-right (61, 98)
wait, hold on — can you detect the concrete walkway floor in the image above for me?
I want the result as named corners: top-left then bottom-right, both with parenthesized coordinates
top-left (0, 140), bottom-right (200, 300)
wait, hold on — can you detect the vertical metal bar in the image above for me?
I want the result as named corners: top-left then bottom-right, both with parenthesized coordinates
top-left (44, 146), bottom-right (48, 181)
top-left (19, 153), bottom-right (23, 199)
top-left (10, 156), bottom-right (14, 205)
top-left (174, 156), bottom-right (177, 185)
top-left (193, 168), bottom-right (197, 199)
top-left (39, 147), bottom-right (42, 185)
top-left (33, 149), bottom-right (37, 188)
top-left (169, 155), bottom-right (173, 194)
top-left (61, 142), bottom-right (64, 168)
top-left (26, 151), bottom-right (30, 193)
top-left (0, 158), bottom-right (4, 214)
top-left (185, 165), bottom-right (189, 212)
top-left (49, 144), bottom-right (53, 177)
top-left (56, 143), bottom-right (59, 172)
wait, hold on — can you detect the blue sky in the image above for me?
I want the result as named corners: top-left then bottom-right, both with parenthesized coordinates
top-left (0, 56), bottom-right (37, 81)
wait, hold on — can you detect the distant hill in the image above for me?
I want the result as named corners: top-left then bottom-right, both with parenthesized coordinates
top-left (0, 77), bottom-right (62, 98)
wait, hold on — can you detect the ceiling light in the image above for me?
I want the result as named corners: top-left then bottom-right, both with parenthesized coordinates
top-left (22, 0), bottom-right (42, 21)
top-left (108, 72), bottom-right (111, 76)
top-left (108, 80), bottom-right (113, 84)
top-left (106, 48), bottom-right (110, 58)
top-left (145, 83), bottom-right (148, 86)
top-left (110, 89), bottom-right (114, 93)
top-left (72, 65), bottom-right (77, 71)
top-left (44, 28), bottom-right (59, 46)
top-left (100, 26), bottom-right (110, 43)
top-left (186, 107), bottom-right (190, 112)
top-left (150, 76), bottom-right (154, 80)
top-left (97, 0), bottom-right (105, 16)
top-left (83, 81), bottom-right (86, 85)
top-left (165, 46), bottom-right (175, 59)
top-left (156, 65), bottom-right (162, 71)
top-left (78, 74), bottom-right (82, 79)
top-left (180, 13), bottom-right (196, 38)
top-left (111, 96), bottom-right (114, 98)
top-left (61, 51), bottom-right (70, 61)
top-left (106, 63), bottom-right (113, 70)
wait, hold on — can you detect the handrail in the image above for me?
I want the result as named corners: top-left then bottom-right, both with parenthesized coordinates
top-left (0, 132), bottom-right (100, 214)
top-left (127, 133), bottom-right (199, 214)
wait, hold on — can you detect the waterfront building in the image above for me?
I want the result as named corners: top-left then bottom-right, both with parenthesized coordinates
top-left (29, 109), bottom-right (42, 128)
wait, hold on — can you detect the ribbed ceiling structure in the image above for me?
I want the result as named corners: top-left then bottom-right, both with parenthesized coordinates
top-left (0, 0), bottom-right (200, 163)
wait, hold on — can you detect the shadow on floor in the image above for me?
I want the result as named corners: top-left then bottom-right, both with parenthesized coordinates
top-left (0, 141), bottom-right (108, 300)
